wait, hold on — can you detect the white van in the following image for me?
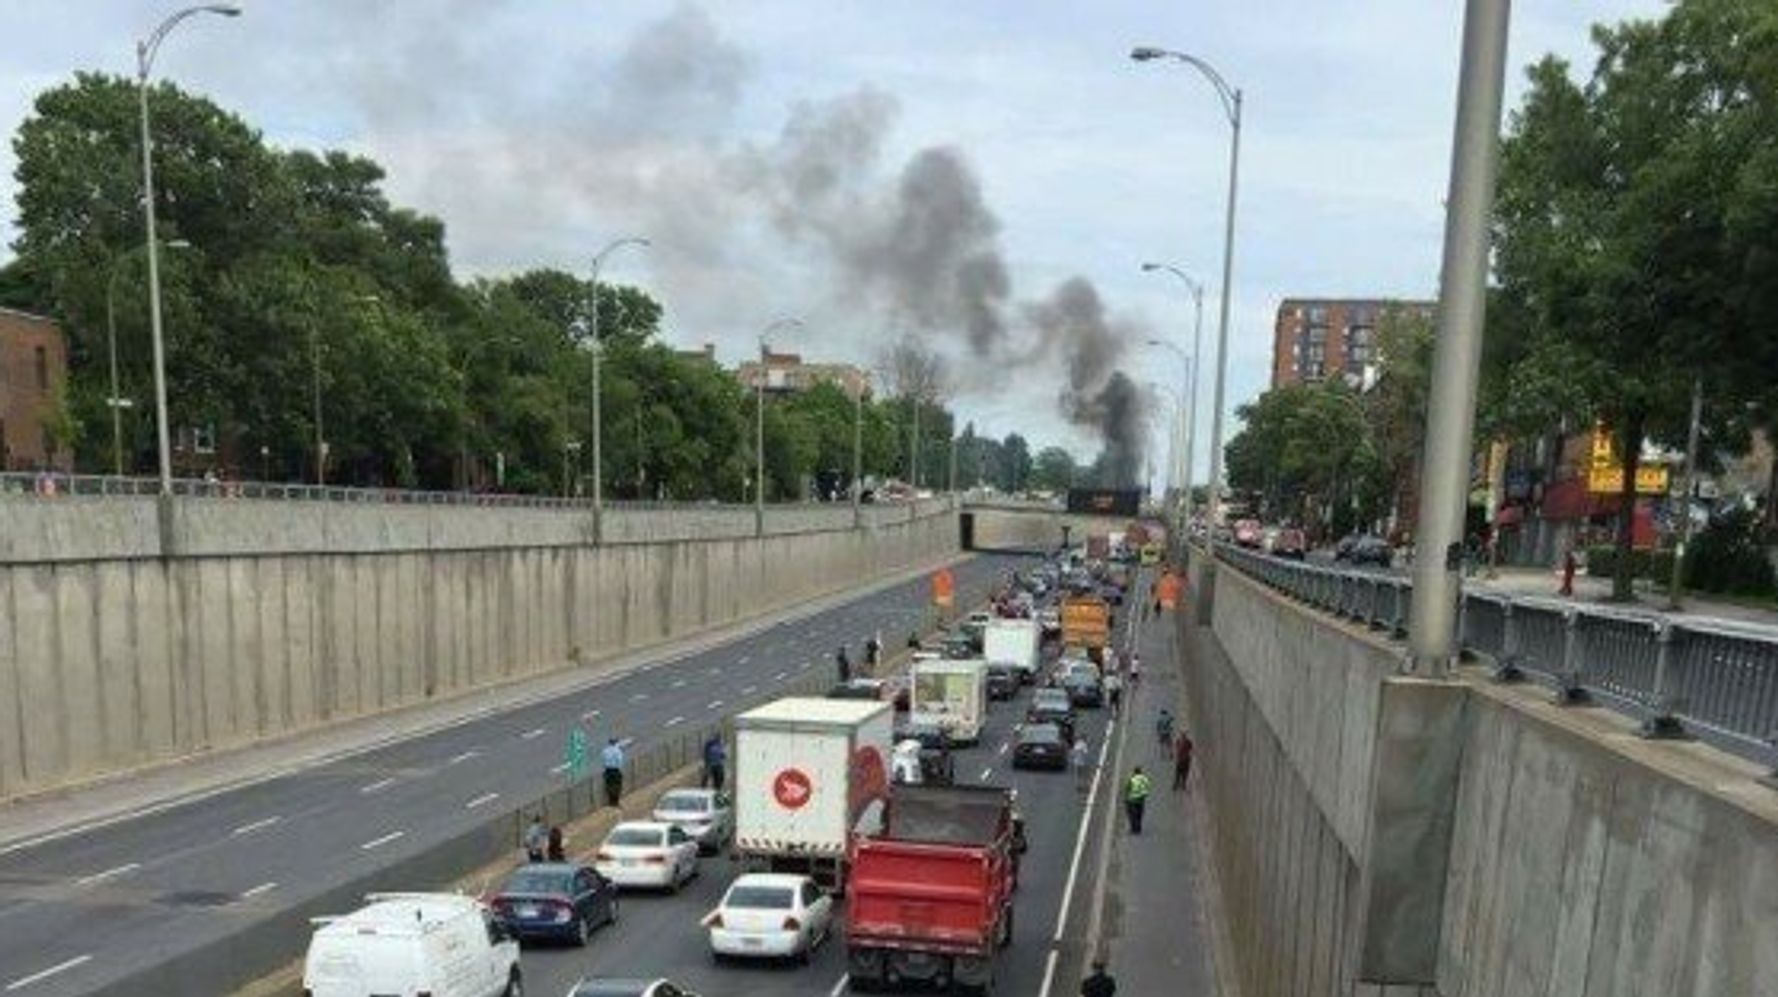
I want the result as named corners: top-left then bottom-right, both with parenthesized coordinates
top-left (303, 892), bottom-right (522, 997)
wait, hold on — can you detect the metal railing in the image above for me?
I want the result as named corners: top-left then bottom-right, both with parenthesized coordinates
top-left (1217, 544), bottom-right (1778, 769)
top-left (0, 471), bottom-right (956, 516)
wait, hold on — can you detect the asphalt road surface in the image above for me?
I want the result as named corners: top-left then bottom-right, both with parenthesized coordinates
top-left (516, 637), bottom-right (1123, 997)
top-left (0, 554), bottom-right (1021, 996)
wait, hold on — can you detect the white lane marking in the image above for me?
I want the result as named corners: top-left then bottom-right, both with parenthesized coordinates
top-left (998, 742), bottom-right (1011, 756)
top-left (773, 671), bottom-right (788, 681)
top-left (582, 709), bottom-right (601, 721)
top-left (799, 660), bottom-right (813, 670)
top-left (707, 700), bottom-right (724, 710)
top-left (631, 693), bottom-right (648, 702)
top-left (75, 863), bottom-right (139, 887)
top-left (231, 816), bottom-right (282, 836)
top-left (446, 750), bottom-right (480, 766)
top-left (616, 736), bottom-right (636, 748)
top-left (361, 831), bottom-right (405, 851)
top-left (672, 679), bottom-right (687, 688)
top-left (741, 685), bottom-right (757, 696)
top-left (549, 762), bottom-right (572, 775)
top-left (465, 792), bottom-right (501, 810)
top-left (708, 667), bottom-right (722, 676)
top-left (5, 955), bottom-right (92, 991)
top-left (1038, 950), bottom-right (1061, 997)
top-left (520, 728), bottom-right (546, 740)
top-left (738, 655), bottom-right (751, 665)
top-left (664, 716), bottom-right (685, 728)
top-left (978, 767), bottom-right (994, 782)
top-left (828, 973), bottom-right (850, 996)
top-left (240, 882), bottom-right (278, 899)
top-left (1052, 718), bottom-right (1116, 944)
top-left (358, 777), bottom-right (395, 794)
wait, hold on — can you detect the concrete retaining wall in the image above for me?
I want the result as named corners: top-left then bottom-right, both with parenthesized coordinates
top-left (964, 507), bottom-right (1129, 552)
top-left (1184, 555), bottom-right (1778, 997)
top-left (0, 500), bottom-right (958, 800)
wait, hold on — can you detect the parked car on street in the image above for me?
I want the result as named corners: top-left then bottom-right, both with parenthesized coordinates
top-left (704, 873), bottom-right (837, 964)
top-left (1341, 535), bottom-right (1393, 567)
top-left (1012, 722), bottom-right (1069, 770)
top-left (1273, 527), bottom-right (1308, 559)
top-left (1234, 518), bottom-right (1264, 547)
top-left (594, 821), bottom-right (700, 892)
top-left (650, 789), bottom-right (733, 855)
top-left (488, 863), bottom-right (618, 946)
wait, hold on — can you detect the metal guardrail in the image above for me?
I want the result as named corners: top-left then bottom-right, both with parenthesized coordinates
top-left (1216, 543), bottom-right (1778, 769)
top-left (0, 472), bottom-right (955, 516)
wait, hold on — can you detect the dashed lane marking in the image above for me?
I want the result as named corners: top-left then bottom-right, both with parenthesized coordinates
top-left (360, 831), bottom-right (405, 851)
top-left (5, 955), bottom-right (92, 991)
top-left (465, 792), bottom-right (501, 810)
top-left (240, 882), bottom-right (277, 900)
top-left (75, 863), bottom-right (139, 887)
top-left (231, 816), bottom-right (282, 836)
top-left (707, 700), bottom-right (724, 710)
top-left (664, 716), bottom-right (685, 728)
top-left (520, 728), bottom-right (546, 740)
top-left (978, 767), bottom-right (994, 782)
top-left (446, 750), bottom-right (480, 766)
top-left (741, 685), bottom-right (757, 696)
top-left (359, 778), bottom-right (395, 794)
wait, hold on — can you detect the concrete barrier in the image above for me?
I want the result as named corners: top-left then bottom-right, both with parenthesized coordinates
top-left (0, 499), bottom-right (958, 800)
top-left (1181, 557), bottom-right (1778, 997)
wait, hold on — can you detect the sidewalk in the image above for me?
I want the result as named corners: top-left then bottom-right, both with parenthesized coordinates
top-left (1088, 597), bottom-right (1220, 995)
top-left (1477, 565), bottom-right (1778, 629)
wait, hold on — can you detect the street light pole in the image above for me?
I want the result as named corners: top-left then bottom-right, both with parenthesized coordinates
top-left (1143, 262), bottom-right (1206, 533)
top-left (1405, 0), bottom-right (1513, 673)
top-left (588, 237), bottom-right (650, 537)
top-left (1132, 47), bottom-right (1241, 543)
top-left (755, 318), bottom-right (804, 533)
top-left (852, 377), bottom-right (865, 527)
top-left (137, 4), bottom-right (240, 496)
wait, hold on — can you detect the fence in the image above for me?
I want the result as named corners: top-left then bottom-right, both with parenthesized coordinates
top-left (1216, 544), bottom-right (1778, 769)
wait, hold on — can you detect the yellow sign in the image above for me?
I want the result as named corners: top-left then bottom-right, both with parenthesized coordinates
top-left (1586, 422), bottom-right (1669, 495)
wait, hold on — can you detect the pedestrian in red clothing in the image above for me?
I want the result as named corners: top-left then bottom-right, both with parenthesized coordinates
top-left (1560, 546), bottom-right (1577, 597)
top-left (1173, 733), bottom-right (1194, 791)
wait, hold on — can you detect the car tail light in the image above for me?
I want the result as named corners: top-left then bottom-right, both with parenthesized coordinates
top-left (783, 916), bottom-right (802, 931)
top-left (643, 853), bottom-right (667, 865)
top-left (552, 901), bottom-right (574, 923)
top-left (703, 911), bottom-right (723, 928)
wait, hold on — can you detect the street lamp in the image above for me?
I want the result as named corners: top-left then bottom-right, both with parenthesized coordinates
top-left (106, 238), bottom-right (190, 477)
top-left (588, 236), bottom-right (650, 533)
top-left (1131, 45), bottom-right (1241, 538)
top-left (1145, 380), bottom-right (1182, 499)
top-left (756, 317), bottom-right (804, 531)
top-left (137, 3), bottom-right (241, 495)
top-left (1142, 261), bottom-right (1206, 526)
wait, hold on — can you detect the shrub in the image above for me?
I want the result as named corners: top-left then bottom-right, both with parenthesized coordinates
top-left (1683, 508), bottom-right (1777, 597)
top-left (1584, 544), bottom-right (1675, 583)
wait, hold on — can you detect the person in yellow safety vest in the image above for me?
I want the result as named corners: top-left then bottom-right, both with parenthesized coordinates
top-left (1124, 766), bottom-right (1153, 835)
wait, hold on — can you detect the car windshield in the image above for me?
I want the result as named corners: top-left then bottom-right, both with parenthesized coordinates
top-left (656, 794), bottom-right (709, 813)
top-left (725, 885), bottom-right (796, 909)
top-left (501, 869), bottom-right (571, 895)
top-left (606, 827), bottom-right (664, 847)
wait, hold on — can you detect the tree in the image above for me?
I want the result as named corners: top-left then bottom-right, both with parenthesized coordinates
top-left (1030, 446), bottom-right (1078, 493)
top-left (1000, 433), bottom-right (1032, 493)
top-left (1491, 0), bottom-right (1778, 596)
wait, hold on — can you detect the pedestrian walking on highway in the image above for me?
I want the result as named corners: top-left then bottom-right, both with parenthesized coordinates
top-left (702, 733), bottom-right (727, 789)
top-left (601, 738), bottom-right (626, 808)
top-left (547, 825), bottom-right (566, 862)
top-left (1105, 671), bottom-right (1123, 716)
top-left (1124, 767), bottom-right (1153, 835)
top-left (1071, 735), bottom-right (1092, 794)
top-left (1128, 653), bottom-right (1142, 686)
top-left (1173, 733), bottom-right (1194, 791)
top-left (1081, 959), bottom-right (1117, 997)
top-left (866, 634), bottom-right (881, 669)
top-left (1155, 708), bottom-right (1174, 749)
top-left (523, 815), bottom-right (547, 862)
top-left (836, 645), bottom-right (852, 683)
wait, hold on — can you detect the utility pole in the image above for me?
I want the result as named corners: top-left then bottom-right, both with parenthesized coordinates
top-left (1406, 0), bottom-right (1513, 673)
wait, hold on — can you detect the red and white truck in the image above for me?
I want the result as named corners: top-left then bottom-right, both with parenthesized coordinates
top-left (844, 784), bottom-right (1022, 993)
top-left (732, 697), bottom-right (894, 891)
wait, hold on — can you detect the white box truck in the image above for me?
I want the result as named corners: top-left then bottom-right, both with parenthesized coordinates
top-left (982, 618), bottom-right (1041, 684)
top-left (733, 697), bottom-right (894, 891)
top-left (909, 659), bottom-right (989, 746)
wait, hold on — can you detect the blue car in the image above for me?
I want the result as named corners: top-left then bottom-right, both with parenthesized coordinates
top-left (489, 862), bottom-right (618, 946)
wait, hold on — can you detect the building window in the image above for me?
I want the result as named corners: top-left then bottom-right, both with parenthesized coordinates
top-left (34, 346), bottom-right (48, 390)
top-left (1308, 327), bottom-right (1326, 345)
top-left (1308, 305), bottom-right (1327, 324)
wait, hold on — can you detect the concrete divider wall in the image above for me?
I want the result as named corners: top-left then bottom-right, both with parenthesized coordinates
top-left (1185, 557), bottom-right (1778, 997)
top-left (0, 502), bottom-right (958, 800)
top-left (963, 507), bottom-right (1129, 552)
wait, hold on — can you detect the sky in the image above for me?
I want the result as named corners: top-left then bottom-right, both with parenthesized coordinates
top-left (0, 0), bottom-right (1667, 485)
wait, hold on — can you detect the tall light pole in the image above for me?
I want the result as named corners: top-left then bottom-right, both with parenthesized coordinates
top-left (1143, 262), bottom-right (1205, 527)
top-left (1145, 381), bottom-right (1182, 498)
top-left (756, 318), bottom-right (804, 532)
top-left (1405, 0), bottom-right (1512, 673)
top-left (852, 374), bottom-right (866, 527)
top-left (106, 239), bottom-right (191, 477)
top-left (137, 3), bottom-right (241, 495)
top-left (588, 237), bottom-right (650, 535)
top-left (1132, 46), bottom-right (1241, 543)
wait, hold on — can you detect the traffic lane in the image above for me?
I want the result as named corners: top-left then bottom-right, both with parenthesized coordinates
top-left (0, 555), bottom-right (1019, 992)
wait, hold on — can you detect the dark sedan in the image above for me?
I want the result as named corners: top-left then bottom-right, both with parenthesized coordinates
top-left (490, 862), bottom-right (618, 946)
top-left (986, 664), bottom-right (1019, 701)
top-left (1026, 689), bottom-right (1077, 743)
top-left (1012, 723), bottom-right (1070, 770)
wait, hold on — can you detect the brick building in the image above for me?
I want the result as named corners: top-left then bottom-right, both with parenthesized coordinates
top-left (1271, 298), bottom-right (1435, 389)
top-left (735, 347), bottom-right (871, 399)
top-left (0, 307), bottom-right (71, 472)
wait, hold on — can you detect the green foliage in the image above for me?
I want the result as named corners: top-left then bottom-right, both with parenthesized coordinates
top-left (1682, 507), bottom-right (1777, 597)
top-left (1030, 446), bottom-right (1078, 492)
top-left (1583, 545), bottom-right (1676, 583)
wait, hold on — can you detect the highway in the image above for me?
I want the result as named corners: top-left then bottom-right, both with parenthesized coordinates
top-left (0, 554), bottom-right (1021, 996)
top-left (513, 624), bottom-right (1125, 996)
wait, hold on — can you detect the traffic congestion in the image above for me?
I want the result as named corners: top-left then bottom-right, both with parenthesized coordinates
top-left (298, 539), bottom-right (1157, 997)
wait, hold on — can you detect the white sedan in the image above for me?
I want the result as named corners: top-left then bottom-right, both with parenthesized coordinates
top-left (594, 821), bottom-right (699, 891)
top-left (703, 873), bottom-right (835, 963)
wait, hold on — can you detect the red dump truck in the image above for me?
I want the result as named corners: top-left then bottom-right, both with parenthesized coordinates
top-left (844, 784), bottom-right (1022, 993)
